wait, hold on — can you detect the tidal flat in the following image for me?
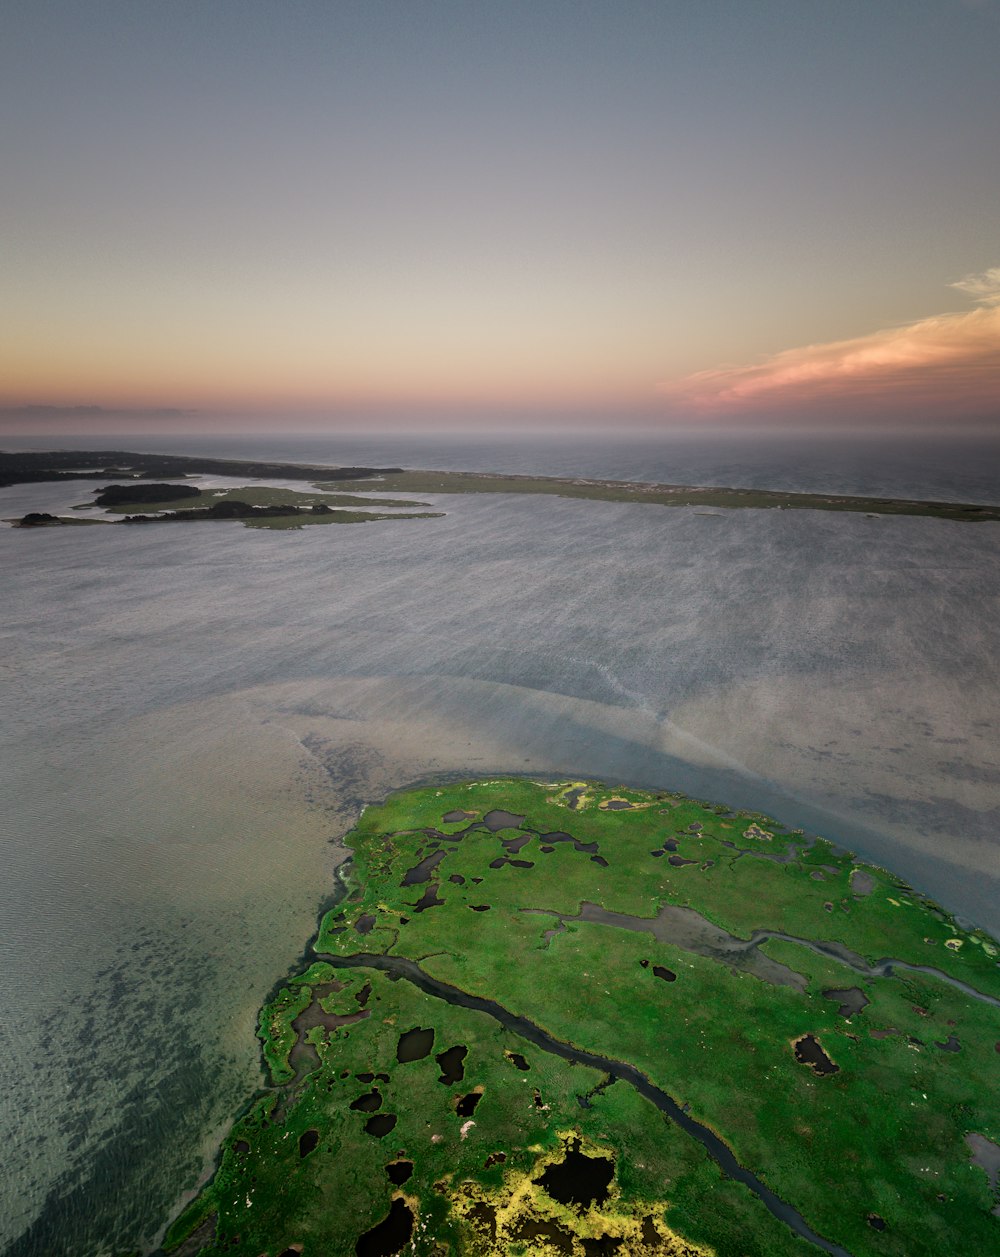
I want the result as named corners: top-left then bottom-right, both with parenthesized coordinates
top-left (166, 778), bottom-right (1000, 1257)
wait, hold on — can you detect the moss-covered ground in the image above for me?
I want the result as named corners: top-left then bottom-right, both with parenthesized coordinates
top-left (165, 779), bottom-right (1000, 1256)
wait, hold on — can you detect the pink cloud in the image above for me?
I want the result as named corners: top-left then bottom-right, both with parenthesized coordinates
top-left (663, 271), bottom-right (1000, 421)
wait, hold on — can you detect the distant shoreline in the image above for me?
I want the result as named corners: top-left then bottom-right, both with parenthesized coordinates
top-left (4, 448), bottom-right (1000, 524)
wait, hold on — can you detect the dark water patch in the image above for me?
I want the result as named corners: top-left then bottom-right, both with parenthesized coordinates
top-left (298, 1129), bottom-right (319, 1158)
top-left (233, 1139), bottom-right (249, 1155)
top-left (489, 857), bottom-right (507, 869)
top-left (355, 981), bottom-right (372, 1007)
top-left (511, 1215), bottom-right (575, 1252)
top-left (653, 966), bottom-right (677, 983)
top-left (436, 1044), bottom-right (467, 1085)
top-left (469, 904), bottom-right (490, 912)
top-left (355, 1196), bottom-right (413, 1256)
top-left (456, 1090), bottom-right (482, 1117)
top-left (290, 991), bottom-right (370, 1073)
top-left (577, 1073), bottom-right (616, 1110)
top-left (966, 1133), bottom-right (1000, 1216)
top-left (866, 1214), bottom-right (886, 1231)
top-left (583, 1237), bottom-right (624, 1255)
top-left (601, 799), bottom-right (633, 810)
top-left (350, 1088), bottom-right (384, 1112)
top-left (591, 855), bottom-right (609, 867)
top-left (668, 855), bottom-right (697, 867)
top-left (511, 858), bottom-right (534, 868)
top-left (850, 870), bottom-right (875, 897)
top-left (357, 1071), bottom-right (375, 1082)
top-left (502, 834), bottom-right (532, 853)
top-left (822, 988), bottom-right (869, 1019)
top-left (934, 1034), bottom-right (961, 1052)
top-left (443, 810), bottom-right (476, 822)
top-left (467, 1201), bottom-right (498, 1242)
top-left (688, 822), bottom-right (703, 832)
top-left (401, 849), bottom-right (447, 886)
top-left (536, 1139), bottom-right (614, 1210)
top-left (397, 1026), bottom-right (434, 1063)
top-left (448, 873), bottom-right (466, 885)
top-left (564, 787), bottom-right (586, 810)
top-left (540, 844), bottom-right (555, 853)
top-left (483, 810), bottom-right (526, 832)
top-left (793, 1035), bottom-right (839, 1076)
top-left (506, 1051), bottom-right (530, 1070)
top-left (355, 914), bottom-right (377, 935)
top-left (541, 831), bottom-right (599, 854)
top-left (386, 1159), bottom-right (413, 1186)
top-left (650, 850), bottom-right (664, 858)
top-left (662, 839), bottom-right (679, 852)
top-left (411, 883), bottom-right (444, 912)
top-left (278, 1248), bottom-right (303, 1256)
top-left (364, 1113), bottom-right (398, 1138)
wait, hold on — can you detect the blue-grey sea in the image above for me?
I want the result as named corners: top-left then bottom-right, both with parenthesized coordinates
top-left (2, 429), bottom-right (999, 1255)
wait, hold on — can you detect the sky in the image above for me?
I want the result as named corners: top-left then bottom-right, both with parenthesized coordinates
top-left (1, 0), bottom-right (998, 434)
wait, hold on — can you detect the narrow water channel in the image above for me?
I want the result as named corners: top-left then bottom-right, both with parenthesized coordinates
top-left (317, 950), bottom-right (853, 1257)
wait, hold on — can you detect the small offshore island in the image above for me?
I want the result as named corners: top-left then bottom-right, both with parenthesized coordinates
top-left (4, 449), bottom-right (1000, 528)
top-left (164, 779), bottom-right (1000, 1257)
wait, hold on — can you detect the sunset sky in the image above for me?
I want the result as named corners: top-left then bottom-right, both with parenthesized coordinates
top-left (2, 1), bottom-right (998, 432)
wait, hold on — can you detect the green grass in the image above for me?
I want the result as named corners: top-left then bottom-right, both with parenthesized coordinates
top-left (167, 778), bottom-right (1000, 1256)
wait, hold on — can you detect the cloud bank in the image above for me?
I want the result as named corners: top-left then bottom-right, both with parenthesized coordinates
top-left (664, 268), bottom-right (1000, 423)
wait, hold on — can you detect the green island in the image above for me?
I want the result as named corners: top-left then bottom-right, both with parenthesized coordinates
top-left (163, 778), bottom-right (1000, 1257)
top-left (4, 449), bottom-right (1000, 525)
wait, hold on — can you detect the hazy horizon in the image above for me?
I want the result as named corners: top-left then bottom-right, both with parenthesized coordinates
top-left (2, 1), bottom-right (998, 434)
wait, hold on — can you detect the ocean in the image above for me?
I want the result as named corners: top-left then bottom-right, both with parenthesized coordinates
top-left (2, 429), bottom-right (998, 1254)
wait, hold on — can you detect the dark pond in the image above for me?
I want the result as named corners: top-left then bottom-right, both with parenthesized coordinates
top-left (540, 845), bottom-right (555, 853)
top-left (385, 1159), bottom-right (413, 1186)
top-left (934, 1034), bottom-right (961, 1052)
top-left (501, 834), bottom-right (532, 853)
top-left (350, 1088), bottom-right (383, 1112)
top-left (822, 987), bottom-right (870, 1019)
top-left (583, 1238), bottom-right (624, 1255)
top-left (667, 855), bottom-right (696, 867)
top-left (355, 914), bottom-right (377, 935)
top-left (456, 1090), bottom-right (482, 1117)
top-left (354, 1196), bottom-right (414, 1256)
top-left (355, 981), bottom-right (372, 1007)
top-left (469, 904), bottom-right (490, 912)
top-left (484, 1151), bottom-right (506, 1168)
top-left (396, 1026), bottom-right (434, 1063)
top-left (866, 1214), bottom-right (886, 1231)
top-left (448, 873), bottom-right (466, 884)
top-left (436, 1044), bottom-right (467, 1085)
top-left (443, 810), bottom-right (476, 822)
top-left (483, 810), bottom-right (526, 831)
top-left (793, 1034), bottom-right (839, 1076)
top-left (541, 831), bottom-right (598, 854)
top-left (591, 855), bottom-right (609, 867)
top-left (411, 883), bottom-right (444, 912)
top-left (506, 1051), bottom-right (530, 1071)
top-left (298, 1129), bottom-right (319, 1158)
top-left (233, 1139), bottom-right (249, 1155)
top-left (401, 850), bottom-right (448, 886)
top-left (510, 1216), bottom-right (574, 1252)
top-left (536, 1140), bottom-right (614, 1210)
top-left (652, 966), bottom-right (677, 983)
top-left (601, 800), bottom-right (633, 810)
top-left (364, 1113), bottom-right (398, 1138)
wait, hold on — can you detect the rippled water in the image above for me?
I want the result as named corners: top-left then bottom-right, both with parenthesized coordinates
top-left (2, 432), bottom-right (998, 1254)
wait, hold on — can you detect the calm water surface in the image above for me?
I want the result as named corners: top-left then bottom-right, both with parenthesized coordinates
top-left (2, 431), bottom-right (998, 1254)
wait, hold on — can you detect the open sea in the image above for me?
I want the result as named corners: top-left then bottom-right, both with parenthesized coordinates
top-left (2, 428), bottom-right (999, 1254)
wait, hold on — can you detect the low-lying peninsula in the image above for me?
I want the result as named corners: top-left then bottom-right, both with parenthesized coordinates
top-left (164, 778), bottom-right (1000, 1257)
top-left (3, 449), bottom-right (1000, 524)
